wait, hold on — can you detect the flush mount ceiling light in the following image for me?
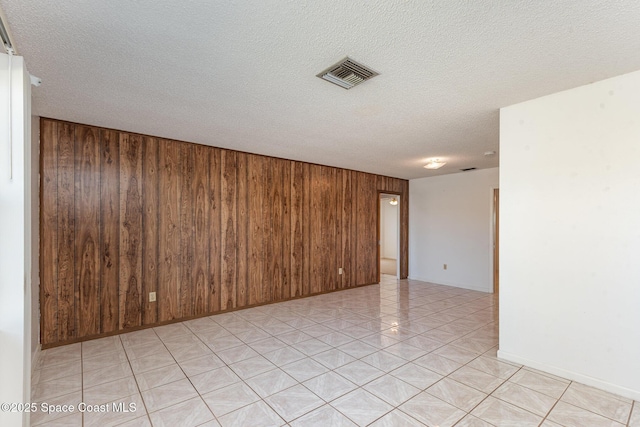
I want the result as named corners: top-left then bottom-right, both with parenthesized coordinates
top-left (423, 159), bottom-right (446, 169)
top-left (317, 57), bottom-right (379, 90)
top-left (389, 198), bottom-right (398, 206)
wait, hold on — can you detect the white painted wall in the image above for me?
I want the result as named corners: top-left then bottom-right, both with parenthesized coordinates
top-left (31, 116), bottom-right (40, 365)
top-left (499, 69), bottom-right (640, 400)
top-left (0, 53), bottom-right (33, 427)
top-left (380, 200), bottom-right (398, 259)
top-left (409, 168), bottom-right (498, 292)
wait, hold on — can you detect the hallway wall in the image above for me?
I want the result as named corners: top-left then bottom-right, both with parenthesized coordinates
top-left (409, 168), bottom-right (498, 292)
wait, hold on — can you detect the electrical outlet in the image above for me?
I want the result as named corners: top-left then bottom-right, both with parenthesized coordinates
top-left (149, 292), bottom-right (156, 302)
top-left (443, 264), bottom-right (447, 270)
top-left (339, 267), bottom-right (343, 275)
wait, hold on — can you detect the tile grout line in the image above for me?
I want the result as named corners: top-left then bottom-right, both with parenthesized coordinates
top-left (445, 353), bottom-right (519, 426)
top-left (117, 334), bottom-right (152, 426)
top-left (46, 281), bottom-right (637, 426)
top-left (267, 346), bottom-right (368, 424)
top-left (547, 379), bottom-right (634, 426)
top-left (209, 298), bottom-right (411, 424)
top-left (178, 317), bottom-right (333, 424)
top-left (321, 305), bottom-right (496, 425)
top-left (538, 378), bottom-right (572, 426)
top-left (149, 326), bottom-right (221, 425)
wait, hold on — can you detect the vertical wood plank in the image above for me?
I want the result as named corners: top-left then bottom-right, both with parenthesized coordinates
top-left (328, 166), bottom-right (338, 292)
top-left (371, 173), bottom-right (379, 284)
top-left (350, 171), bottom-right (358, 288)
top-left (158, 139), bottom-right (180, 321)
top-left (271, 159), bottom-right (283, 300)
top-left (179, 143), bottom-right (195, 318)
top-left (281, 160), bottom-right (291, 300)
top-left (319, 166), bottom-right (328, 293)
top-left (340, 170), bottom-right (352, 289)
top-left (221, 150), bottom-right (237, 310)
top-left (366, 173), bottom-right (378, 284)
top-left (315, 165), bottom-right (337, 293)
top-left (75, 125), bottom-right (101, 337)
top-left (142, 137), bottom-right (159, 324)
top-left (309, 165), bottom-right (322, 294)
top-left (290, 162), bottom-right (303, 297)
top-left (323, 166), bottom-right (331, 292)
top-left (355, 172), bottom-right (366, 285)
top-left (119, 134), bottom-right (143, 329)
top-left (248, 155), bottom-right (264, 305)
top-left (400, 180), bottom-right (409, 279)
top-left (100, 130), bottom-right (120, 333)
top-left (392, 178), bottom-right (403, 194)
top-left (302, 162), bottom-right (311, 296)
top-left (262, 158), bottom-right (273, 303)
top-left (377, 175), bottom-right (385, 193)
top-left (193, 145), bottom-right (210, 315)
top-left (356, 172), bottom-right (378, 285)
top-left (208, 148), bottom-right (222, 312)
top-left (335, 168), bottom-right (342, 290)
top-left (40, 119), bottom-right (59, 345)
top-left (56, 122), bottom-right (76, 341)
top-left (236, 152), bottom-right (248, 307)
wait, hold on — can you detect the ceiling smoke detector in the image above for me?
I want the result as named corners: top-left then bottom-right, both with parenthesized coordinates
top-left (317, 57), bottom-right (379, 89)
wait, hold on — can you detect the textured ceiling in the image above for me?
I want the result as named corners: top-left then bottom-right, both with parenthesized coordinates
top-left (2, 1), bottom-right (640, 179)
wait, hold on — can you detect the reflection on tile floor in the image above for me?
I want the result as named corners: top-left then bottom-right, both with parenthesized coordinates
top-left (31, 275), bottom-right (640, 426)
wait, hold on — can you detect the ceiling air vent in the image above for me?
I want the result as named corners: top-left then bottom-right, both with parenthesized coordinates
top-left (317, 57), bottom-right (379, 90)
top-left (460, 167), bottom-right (477, 172)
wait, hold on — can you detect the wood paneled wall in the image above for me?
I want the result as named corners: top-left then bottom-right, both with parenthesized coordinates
top-left (40, 118), bottom-right (409, 347)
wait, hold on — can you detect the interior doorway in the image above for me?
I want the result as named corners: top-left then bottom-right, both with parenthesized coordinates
top-left (493, 188), bottom-right (500, 293)
top-left (379, 193), bottom-right (401, 279)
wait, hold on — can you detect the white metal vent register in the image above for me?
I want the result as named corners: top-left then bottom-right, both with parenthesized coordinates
top-left (317, 57), bottom-right (379, 89)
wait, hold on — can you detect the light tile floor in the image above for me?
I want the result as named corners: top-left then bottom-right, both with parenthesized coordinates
top-left (31, 275), bottom-right (640, 426)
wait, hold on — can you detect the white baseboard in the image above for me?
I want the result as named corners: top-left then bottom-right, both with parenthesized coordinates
top-left (497, 350), bottom-right (640, 401)
top-left (407, 276), bottom-right (491, 293)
